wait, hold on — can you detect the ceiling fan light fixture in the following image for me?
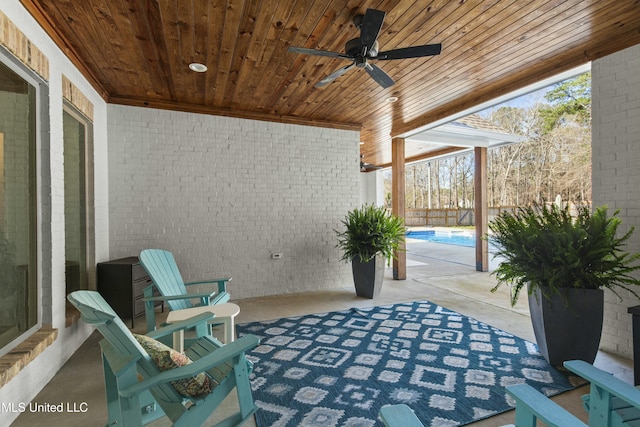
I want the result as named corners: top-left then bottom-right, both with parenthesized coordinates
top-left (386, 96), bottom-right (399, 103)
top-left (188, 62), bottom-right (208, 73)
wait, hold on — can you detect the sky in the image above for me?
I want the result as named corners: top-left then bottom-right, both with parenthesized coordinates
top-left (478, 87), bottom-right (551, 118)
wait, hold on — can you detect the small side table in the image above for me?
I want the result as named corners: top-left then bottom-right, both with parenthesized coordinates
top-left (166, 303), bottom-right (240, 352)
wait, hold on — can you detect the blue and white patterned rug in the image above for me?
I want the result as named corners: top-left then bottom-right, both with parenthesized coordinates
top-left (236, 301), bottom-right (585, 427)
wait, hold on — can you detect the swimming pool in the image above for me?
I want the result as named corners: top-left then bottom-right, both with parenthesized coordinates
top-left (406, 229), bottom-right (476, 247)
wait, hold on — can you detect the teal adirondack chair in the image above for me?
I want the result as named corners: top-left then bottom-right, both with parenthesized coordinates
top-left (139, 249), bottom-right (231, 334)
top-left (380, 384), bottom-right (587, 427)
top-left (67, 290), bottom-right (259, 427)
top-left (565, 360), bottom-right (640, 427)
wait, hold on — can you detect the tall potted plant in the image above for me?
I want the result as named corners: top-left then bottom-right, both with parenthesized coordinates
top-left (488, 203), bottom-right (640, 365)
top-left (336, 204), bottom-right (406, 298)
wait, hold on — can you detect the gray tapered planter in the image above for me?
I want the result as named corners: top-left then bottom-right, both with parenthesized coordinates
top-left (352, 254), bottom-right (385, 299)
top-left (528, 286), bottom-right (604, 366)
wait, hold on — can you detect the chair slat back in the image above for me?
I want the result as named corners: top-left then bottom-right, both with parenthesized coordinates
top-left (68, 290), bottom-right (142, 355)
top-left (67, 291), bottom-right (183, 405)
top-left (139, 249), bottom-right (193, 311)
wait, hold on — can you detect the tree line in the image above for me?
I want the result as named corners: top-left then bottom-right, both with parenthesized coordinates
top-left (384, 73), bottom-right (592, 209)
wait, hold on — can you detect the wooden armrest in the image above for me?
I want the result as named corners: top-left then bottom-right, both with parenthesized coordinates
top-left (142, 292), bottom-right (213, 302)
top-left (119, 334), bottom-right (260, 397)
top-left (564, 360), bottom-right (640, 408)
top-left (185, 277), bottom-right (232, 286)
top-left (506, 383), bottom-right (587, 427)
top-left (379, 404), bottom-right (423, 427)
top-left (185, 277), bottom-right (231, 294)
top-left (146, 312), bottom-right (215, 340)
top-left (379, 403), bottom-right (516, 427)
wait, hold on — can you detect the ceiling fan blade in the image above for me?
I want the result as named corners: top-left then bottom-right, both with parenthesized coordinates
top-left (315, 63), bottom-right (355, 87)
top-left (359, 9), bottom-right (385, 52)
top-left (288, 46), bottom-right (350, 59)
top-left (377, 43), bottom-right (442, 60)
top-left (364, 63), bottom-right (394, 89)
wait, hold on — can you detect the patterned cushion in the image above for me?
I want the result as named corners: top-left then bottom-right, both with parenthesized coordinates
top-left (133, 334), bottom-right (211, 397)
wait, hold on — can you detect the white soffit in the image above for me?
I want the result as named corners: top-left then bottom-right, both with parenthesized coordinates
top-left (407, 124), bottom-right (524, 149)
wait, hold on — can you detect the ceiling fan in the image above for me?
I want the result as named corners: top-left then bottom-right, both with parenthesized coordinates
top-left (360, 161), bottom-right (383, 172)
top-left (360, 155), bottom-right (383, 172)
top-left (288, 9), bottom-right (442, 89)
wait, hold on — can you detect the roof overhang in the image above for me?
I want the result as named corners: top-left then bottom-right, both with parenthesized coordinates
top-left (395, 63), bottom-right (590, 163)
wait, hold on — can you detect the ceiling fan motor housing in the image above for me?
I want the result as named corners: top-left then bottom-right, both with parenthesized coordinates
top-left (346, 38), bottom-right (379, 63)
top-left (345, 38), bottom-right (362, 56)
top-left (353, 13), bottom-right (365, 29)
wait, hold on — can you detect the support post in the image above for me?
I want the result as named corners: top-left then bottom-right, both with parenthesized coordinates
top-left (474, 147), bottom-right (489, 271)
top-left (392, 137), bottom-right (406, 280)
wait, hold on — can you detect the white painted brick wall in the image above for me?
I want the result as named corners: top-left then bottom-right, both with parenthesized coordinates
top-left (107, 105), bottom-right (360, 299)
top-left (0, 2), bottom-right (109, 424)
top-left (592, 43), bottom-right (640, 358)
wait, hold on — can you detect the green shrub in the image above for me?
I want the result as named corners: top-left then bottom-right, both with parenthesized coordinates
top-left (489, 203), bottom-right (640, 306)
top-left (336, 204), bottom-right (406, 264)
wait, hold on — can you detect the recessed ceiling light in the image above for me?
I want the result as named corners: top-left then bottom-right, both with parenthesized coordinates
top-left (189, 63), bottom-right (208, 73)
top-left (386, 96), bottom-right (399, 103)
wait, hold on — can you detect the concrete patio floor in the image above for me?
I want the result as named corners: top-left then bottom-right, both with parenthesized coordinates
top-left (10, 238), bottom-right (634, 426)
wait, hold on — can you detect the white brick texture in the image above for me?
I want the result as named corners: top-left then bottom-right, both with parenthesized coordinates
top-left (592, 43), bottom-right (640, 358)
top-left (107, 105), bottom-right (360, 299)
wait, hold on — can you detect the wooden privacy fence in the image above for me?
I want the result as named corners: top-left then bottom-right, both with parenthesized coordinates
top-left (404, 203), bottom-right (589, 227)
top-left (404, 207), bottom-right (518, 227)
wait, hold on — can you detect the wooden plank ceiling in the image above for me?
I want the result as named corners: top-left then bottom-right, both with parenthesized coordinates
top-left (19, 0), bottom-right (640, 167)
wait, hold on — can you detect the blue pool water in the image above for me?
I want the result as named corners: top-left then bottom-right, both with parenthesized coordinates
top-left (406, 229), bottom-right (476, 247)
